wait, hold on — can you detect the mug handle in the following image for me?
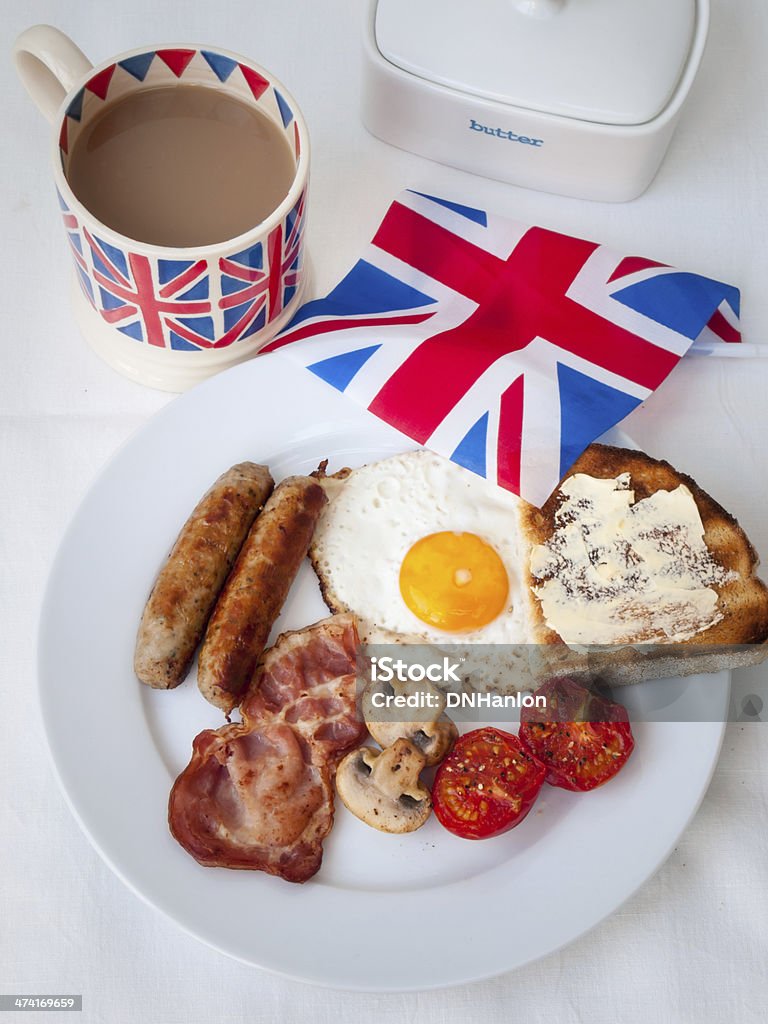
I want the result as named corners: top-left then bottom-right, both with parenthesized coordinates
top-left (13, 25), bottom-right (93, 125)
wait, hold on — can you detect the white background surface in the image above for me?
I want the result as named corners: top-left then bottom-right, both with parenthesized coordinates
top-left (1, 1), bottom-right (767, 1021)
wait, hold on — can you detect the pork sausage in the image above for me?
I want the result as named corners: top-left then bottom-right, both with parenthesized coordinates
top-left (134, 463), bottom-right (274, 689)
top-left (197, 475), bottom-right (328, 712)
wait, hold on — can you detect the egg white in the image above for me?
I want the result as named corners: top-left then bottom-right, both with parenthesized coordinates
top-left (311, 450), bottom-right (530, 646)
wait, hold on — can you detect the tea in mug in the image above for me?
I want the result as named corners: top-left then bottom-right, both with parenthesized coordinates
top-left (67, 84), bottom-right (296, 247)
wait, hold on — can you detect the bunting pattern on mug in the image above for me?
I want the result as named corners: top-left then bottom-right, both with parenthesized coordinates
top-left (58, 48), bottom-right (300, 159)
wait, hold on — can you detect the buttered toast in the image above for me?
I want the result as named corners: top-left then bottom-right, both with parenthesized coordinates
top-left (521, 444), bottom-right (768, 683)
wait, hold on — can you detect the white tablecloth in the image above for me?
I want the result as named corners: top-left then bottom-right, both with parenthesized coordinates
top-left (2, 1), bottom-right (767, 1020)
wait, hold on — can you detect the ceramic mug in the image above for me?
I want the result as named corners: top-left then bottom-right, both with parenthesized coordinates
top-left (13, 25), bottom-right (310, 391)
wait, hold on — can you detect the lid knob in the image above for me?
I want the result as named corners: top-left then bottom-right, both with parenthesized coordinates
top-left (514, 0), bottom-right (566, 17)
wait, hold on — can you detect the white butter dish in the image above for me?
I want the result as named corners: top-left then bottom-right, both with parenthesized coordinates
top-left (361, 0), bottom-right (709, 201)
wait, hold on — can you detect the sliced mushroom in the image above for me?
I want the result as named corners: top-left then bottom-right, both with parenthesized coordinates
top-left (361, 672), bottom-right (457, 766)
top-left (365, 713), bottom-right (457, 766)
top-left (335, 739), bottom-right (432, 833)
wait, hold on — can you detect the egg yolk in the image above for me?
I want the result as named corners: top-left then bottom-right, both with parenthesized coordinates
top-left (399, 531), bottom-right (510, 632)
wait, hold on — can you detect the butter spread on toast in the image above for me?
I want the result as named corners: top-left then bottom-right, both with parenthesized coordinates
top-left (530, 473), bottom-right (737, 645)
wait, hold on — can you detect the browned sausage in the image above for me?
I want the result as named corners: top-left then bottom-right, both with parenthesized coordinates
top-left (197, 476), bottom-right (328, 712)
top-left (134, 463), bottom-right (274, 689)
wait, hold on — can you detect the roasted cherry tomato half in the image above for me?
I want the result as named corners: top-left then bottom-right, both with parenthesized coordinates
top-left (519, 677), bottom-right (635, 792)
top-left (432, 727), bottom-right (546, 840)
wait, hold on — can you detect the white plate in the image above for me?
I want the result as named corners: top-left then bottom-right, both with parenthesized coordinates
top-left (38, 353), bottom-right (728, 991)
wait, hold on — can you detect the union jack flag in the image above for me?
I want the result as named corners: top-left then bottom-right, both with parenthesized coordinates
top-left (263, 190), bottom-right (741, 505)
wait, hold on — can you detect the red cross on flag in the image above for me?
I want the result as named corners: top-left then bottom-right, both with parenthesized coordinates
top-left (263, 190), bottom-right (741, 505)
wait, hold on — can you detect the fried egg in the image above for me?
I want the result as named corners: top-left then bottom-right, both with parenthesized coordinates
top-left (310, 450), bottom-right (530, 646)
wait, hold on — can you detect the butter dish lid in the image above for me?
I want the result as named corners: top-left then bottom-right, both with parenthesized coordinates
top-left (374, 0), bottom-right (699, 126)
